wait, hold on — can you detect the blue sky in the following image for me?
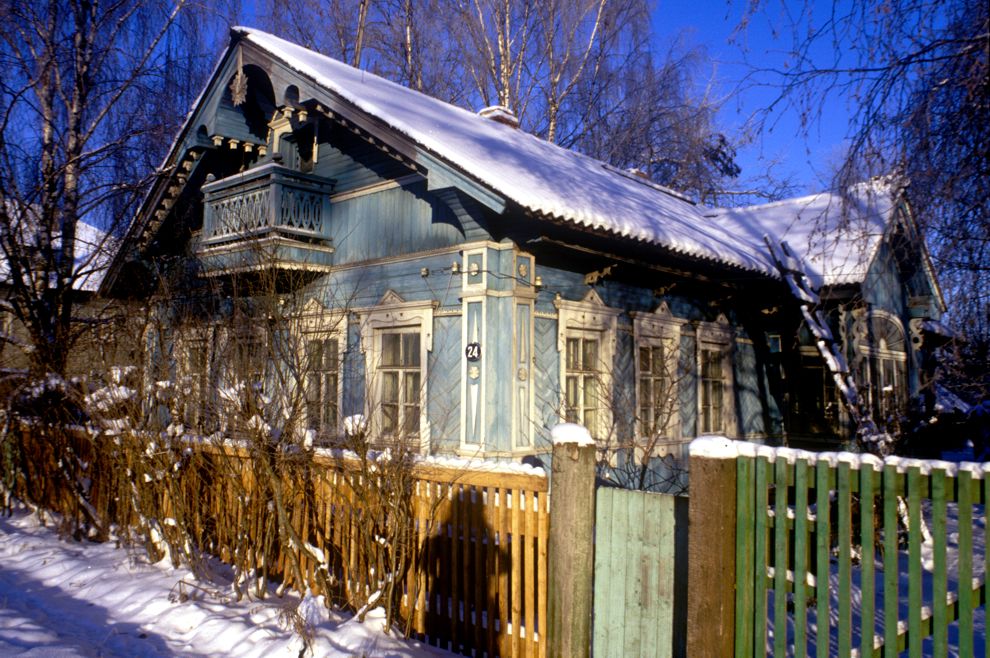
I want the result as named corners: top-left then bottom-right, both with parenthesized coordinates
top-left (653, 1), bottom-right (853, 195)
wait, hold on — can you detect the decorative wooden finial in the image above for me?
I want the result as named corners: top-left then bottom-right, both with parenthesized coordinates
top-left (230, 48), bottom-right (247, 106)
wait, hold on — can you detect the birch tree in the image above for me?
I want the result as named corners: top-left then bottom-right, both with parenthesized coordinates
top-left (0, 0), bottom-right (228, 389)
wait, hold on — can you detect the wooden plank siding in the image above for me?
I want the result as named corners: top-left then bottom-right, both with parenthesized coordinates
top-left (732, 449), bottom-right (987, 657)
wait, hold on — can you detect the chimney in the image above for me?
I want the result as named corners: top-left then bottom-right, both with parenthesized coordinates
top-left (478, 105), bottom-right (520, 129)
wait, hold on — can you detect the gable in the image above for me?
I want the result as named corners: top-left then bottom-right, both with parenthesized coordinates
top-left (861, 202), bottom-right (945, 316)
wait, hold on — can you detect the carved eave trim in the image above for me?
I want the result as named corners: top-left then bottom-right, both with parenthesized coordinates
top-left (630, 300), bottom-right (686, 342)
top-left (553, 288), bottom-right (621, 352)
top-left (357, 291), bottom-right (436, 353)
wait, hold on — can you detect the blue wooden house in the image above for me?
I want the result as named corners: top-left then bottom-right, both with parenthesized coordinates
top-left (101, 28), bottom-right (946, 462)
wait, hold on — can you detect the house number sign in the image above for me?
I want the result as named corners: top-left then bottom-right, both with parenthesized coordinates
top-left (465, 342), bottom-right (481, 361)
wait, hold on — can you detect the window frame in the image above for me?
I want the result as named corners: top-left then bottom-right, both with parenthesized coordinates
top-left (695, 315), bottom-right (736, 437)
top-left (854, 310), bottom-right (908, 421)
top-left (631, 303), bottom-right (685, 447)
top-left (377, 327), bottom-right (422, 438)
top-left (359, 292), bottom-right (433, 453)
top-left (177, 326), bottom-right (215, 431)
top-left (555, 290), bottom-right (619, 441)
top-left (297, 301), bottom-right (346, 440)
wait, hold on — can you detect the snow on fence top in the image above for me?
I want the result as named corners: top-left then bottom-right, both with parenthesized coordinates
top-left (689, 437), bottom-right (989, 477)
top-left (551, 422), bottom-right (595, 447)
top-left (236, 27), bottom-right (777, 277)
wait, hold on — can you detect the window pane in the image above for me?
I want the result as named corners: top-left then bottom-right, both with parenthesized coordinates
top-left (324, 339), bottom-right (338, 369)
top-left (565, 376), bottom-right (579, 422)
top-left (382, 404), bottom-right (397, 434)
top-left (306, 339), bottom-right (321, 368)
top-left (403, 372), bottom-right (420, 404)
top-left (651, 346), bottom-right (664, 375)
top-left (584, 407), bottom-right (598, 434)
top-left (583, 339), bottom-right (599, 372)
top-left (639, 346), bottom-right (650, 372)
top-left (712, 382), bottom-right (723, 432)
top-left (382, 333), bottom-right (400, 366)
top-left (882, 359), bottom-right (895, 392)
top-left (566, 338), bottom-right (579, 370)
top-left (653, 377), bottom-right (666, 412)
top-left (324, 373), bottom-right (338, 428)
top-left (639, 377), bottom-right (652, 410)
top-left (306, 372), bottom-right (319, 404)
top-left (306, 373), bottom-right (320, 429)
top-left (403, 333), bottom-right (420, 366)
top-left (403, 405), bottom-right (419, 435)
top-left (703, 349), bottom-right (721, 379)
top-left (565, 375), bottom-right (578, 406)
top-left (584, 376), bottom-right (598, 407)
top-left (383, 372), bottom-right (399, 404)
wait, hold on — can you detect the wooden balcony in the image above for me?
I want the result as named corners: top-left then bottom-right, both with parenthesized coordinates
top-left (195, 164), bottom-right (336, 275)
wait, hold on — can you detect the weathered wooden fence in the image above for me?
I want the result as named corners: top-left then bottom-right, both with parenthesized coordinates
top-left (197, 445), bottom-right (549, 657)
top-left (6, 428), bottom-right (548, 658)
top-left (593, 487), bottom-right (688, 658)
top-left (688, 437), bottom-right (988, 658)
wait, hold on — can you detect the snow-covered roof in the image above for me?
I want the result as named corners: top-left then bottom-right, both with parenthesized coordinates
top-left (1, 202), bottom-right (113, 292)
top-left (708, 184), bottom-right (894, 287)
top-left (235, 28), bottom-right (776, 276)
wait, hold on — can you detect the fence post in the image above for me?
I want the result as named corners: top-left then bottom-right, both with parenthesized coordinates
top-left (547, 424), bottom-right (596, 658)
top-left (686, 437), bottom-right (738, 657)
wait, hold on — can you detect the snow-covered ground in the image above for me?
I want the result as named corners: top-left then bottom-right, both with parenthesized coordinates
top-left (0, 508), bottom-right (450, 657)
top-left (768, 498), bottom-right (986, 657)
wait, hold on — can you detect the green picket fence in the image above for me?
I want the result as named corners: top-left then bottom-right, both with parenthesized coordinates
top-left (734, 449), bottom-right (987, 657)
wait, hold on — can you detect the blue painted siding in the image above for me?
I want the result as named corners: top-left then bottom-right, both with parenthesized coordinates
top-left (342, 320), bottom-right (365, 419)
top-left (533, 315), bottom-right (559, 448)
top-left (613, 327), bottom-right (636, 440)
top-left (429, 316), bottom-right (461, 452)
top-left (679, 333), bottom-right (697, 438)
top-left (734, 341), bottom-right (766, 438)
top-left (484, 295), bottom-right (514, 451)
top-left (329, 184), bottom-right (470, 264)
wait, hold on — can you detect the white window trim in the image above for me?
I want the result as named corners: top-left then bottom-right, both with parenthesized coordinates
top-left (696, 314), bottom-right (736, 437)
top-left (297, 299), bottom-right (346, 438)
top-left (176, 325), bottom-right (215, 431)
top-left (852, 309), bottom-right (908, 416)
top-left (359, 291), bottom-right (434, 454)
top-left (554, 289), bottom-right (620, 441)
top-left (631, 301), bottom-right (686, 451)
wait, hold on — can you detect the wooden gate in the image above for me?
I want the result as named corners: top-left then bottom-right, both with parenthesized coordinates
top-left (592, 487), bottom-right (688, 657)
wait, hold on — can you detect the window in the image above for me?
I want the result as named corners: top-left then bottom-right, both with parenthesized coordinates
top-left (305, 337), bottom-right (339, 434)
top-left (555, 290), bottom-right (619, 440)
top-left (564, 333), bottom-right (602, 432)
top-left (233, 333), bottom-right (265, 391)
top-left (855, 312), bottom-right (908, 422)
top-left (699, 348), bottom-right (725, 433)
top-left (296, 299), bottom-right (346, 440)
top-left (792, 349), bottom-right (839, 435)
top-left (359, 291), bottom-right (433, 452)
top-left (181, 334), bottom-right (211, 429)
top-left (632, 303), bottom-right (684, 442)
top-left (696, 315), bottom-right (735, 436)
top-left (639, 343), bottom-right (672, 436)
top-left (379, 330), bottom-right (421, 436)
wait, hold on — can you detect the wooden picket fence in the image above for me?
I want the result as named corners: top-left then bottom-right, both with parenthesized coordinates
top-left (5, 427), bottom-right (548, 658)
top-left (187, 445), bottom-right (549, 657)
top-left (732, 448), bottom-right (987, 657)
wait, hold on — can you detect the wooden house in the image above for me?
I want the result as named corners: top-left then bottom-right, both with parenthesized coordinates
top-left (100, 28), bottom-right (946, 464)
